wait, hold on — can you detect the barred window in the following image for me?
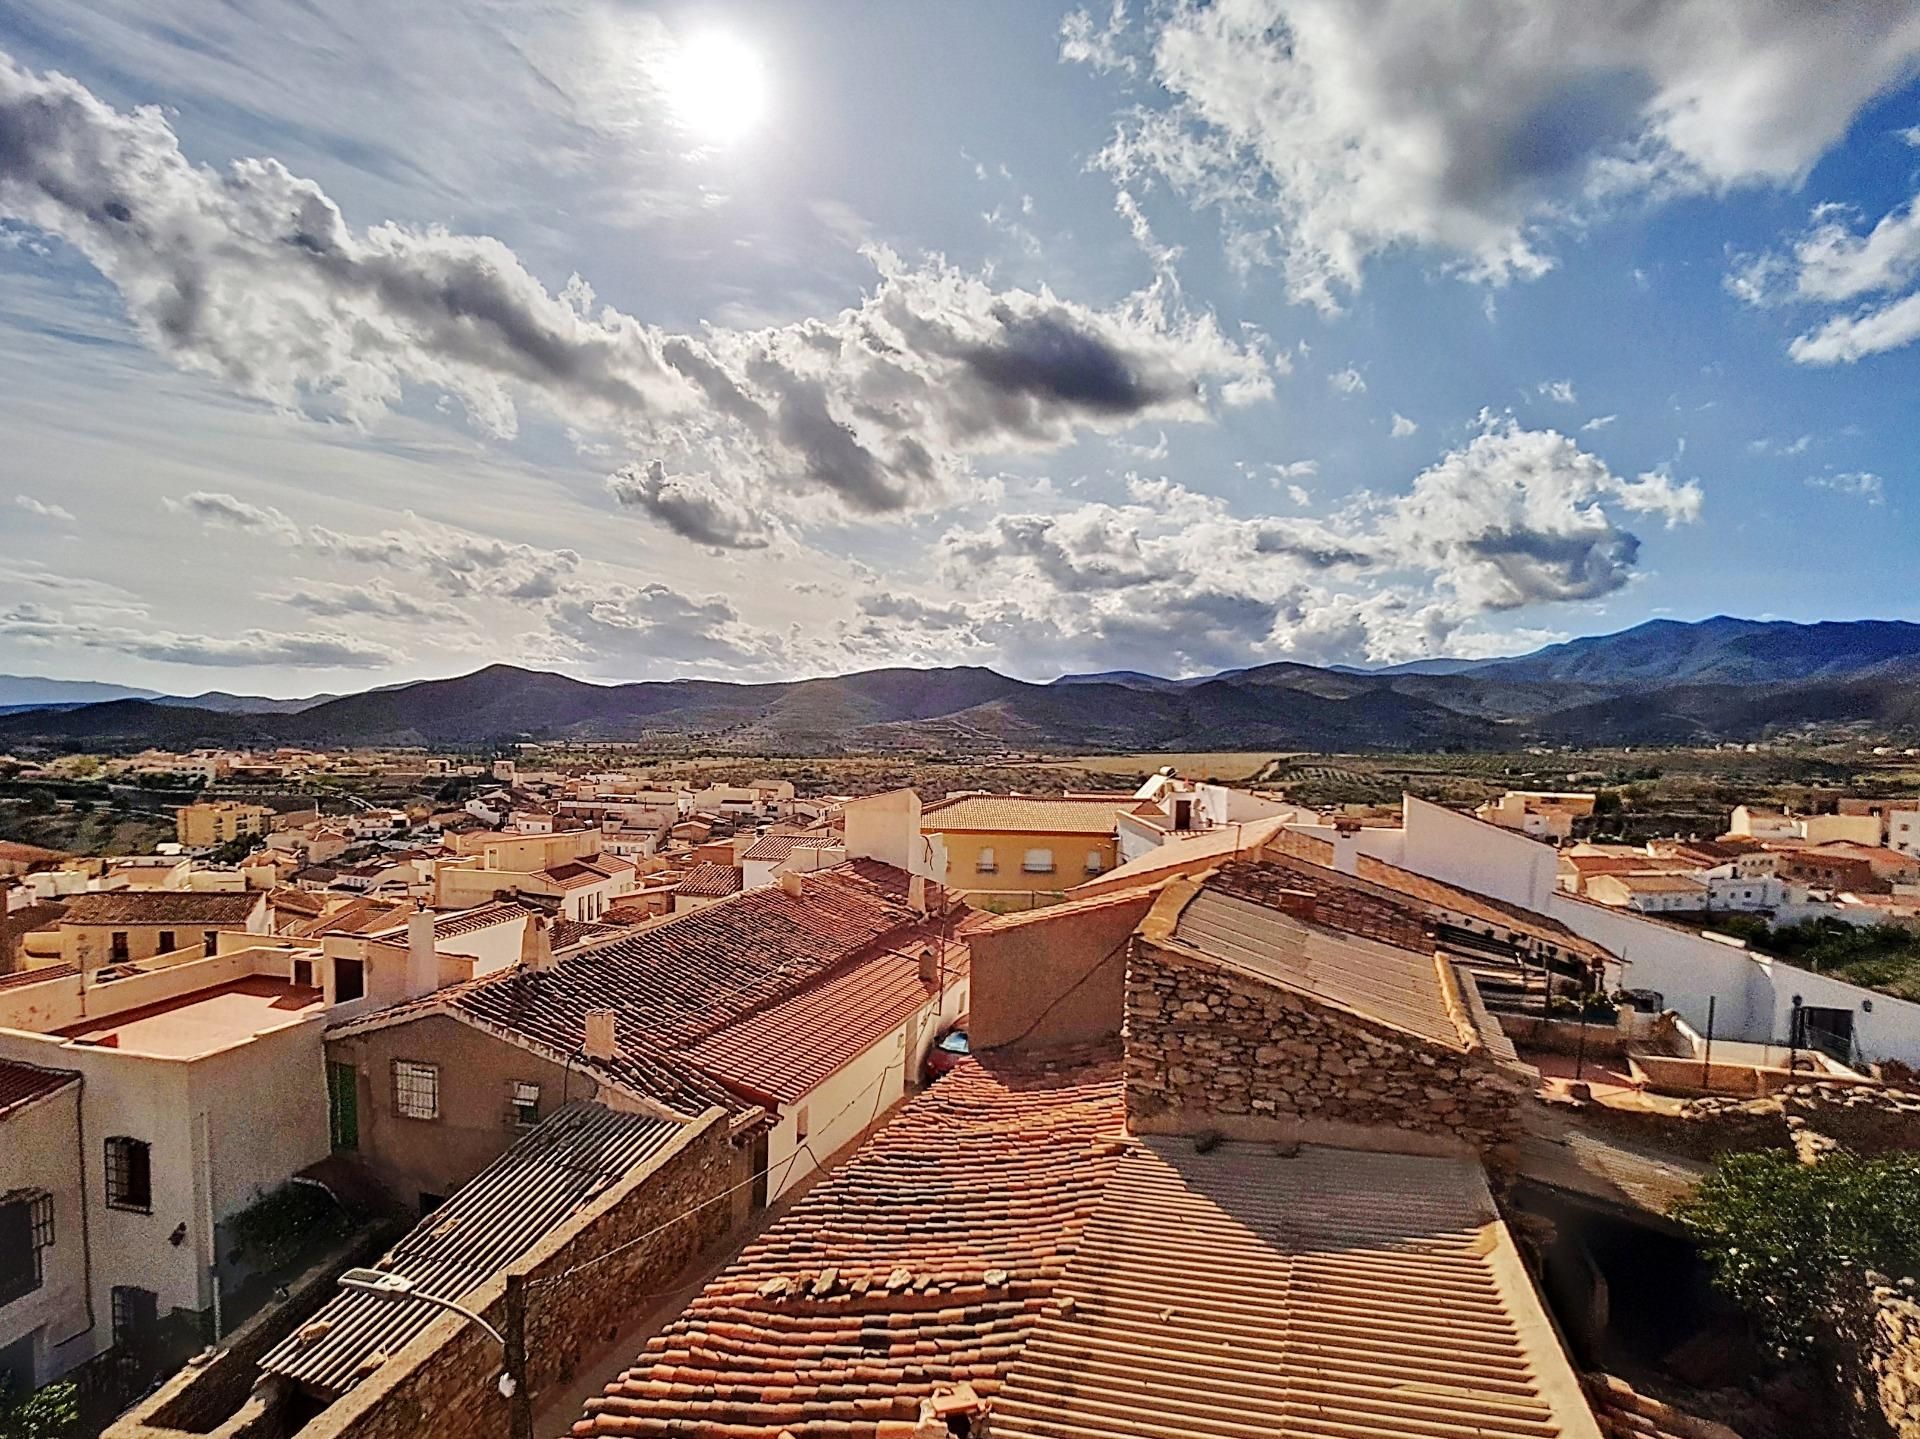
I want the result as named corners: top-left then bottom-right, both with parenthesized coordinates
top-left (105, 1137), bottom-right (152, 1212)
top-left (393, 1061), bottom-right (440, 1120)
top-left (511, 1081), bottom-right (541, 1128)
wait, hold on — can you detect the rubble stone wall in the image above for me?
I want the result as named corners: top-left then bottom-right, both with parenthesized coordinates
top-left (1826, 1269), bottom-right (1920, 1439)
top-left (1125, 938), bottom-right (1530, 1154)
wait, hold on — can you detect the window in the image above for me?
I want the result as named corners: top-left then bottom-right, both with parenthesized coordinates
top-left (1085, 850), bottom-right (1104, 874)
top-left (1021, 847), bottom-right (1055, 874)
top-left (975, 846), bottom-right (997, 874)
top-left (109, 932), bottom-right (129, 963)
top-left (393, 1061), bottom-right (440, 1120)
top-left (0, 1193), bottom-right (52, 1306)
top-left (158, 931), bottom-right (176, 954)
top-left (510, 1081), bottom-right (541, 1128)
top-left (202, 931), bottom-right (219, 957)
top-left (795, 1104), bottom-right (810, 1141)
top-left (334, 956), bottom-right (365, 1003)
top-left (111, 1286), bottom-right (158, 1351)
top-left (105, 1137), bottom-right (153, 1212)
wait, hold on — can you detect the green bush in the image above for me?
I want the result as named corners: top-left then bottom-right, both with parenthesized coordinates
top-left (0, 1380), bottom-right (79, 1439)
top-left (1676, 1150), bottom-right (1920, 1356)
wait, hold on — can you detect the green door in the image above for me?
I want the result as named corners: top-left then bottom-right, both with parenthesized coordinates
top-left (327, 1062), bottom-right (359, 1151)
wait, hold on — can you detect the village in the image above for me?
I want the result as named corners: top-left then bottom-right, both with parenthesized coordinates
top-left (0, 748), bottom-right (1919, 1437)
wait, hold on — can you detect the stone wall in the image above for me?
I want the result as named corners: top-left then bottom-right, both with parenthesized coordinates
top-left (1565, 1082), bottom-right (1920, 1165)
top-left (1825, 1268), bottom-right (1920, 1439)
top-left (1125, 938), bottom-right (1531, 1155)
top-left (301, 1109), bottom-right (739, 1439)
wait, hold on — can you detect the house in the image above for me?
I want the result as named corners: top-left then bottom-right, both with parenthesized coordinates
top-left (1473, 789), bottom-right (1597, 841)
top-left (0, 1060), bottom-right (84, 1393)
top-left (1728, 804), bottom-right (1802, 841)
top-left (1112, 771), bottom-right (1301, 863)
top-left (174, 802), bottom-right (274, 851)
top-left (321, 860), bottom-right (961, 1211)
top-left (919, 794), bottom-right (1132, 899)
top-left (1571, 870), bottom-right (1709, 913)
top-left (0, 944), bottom-right (338, 1384)
top-left (737, 833), bottom-right (839, 891)
top-left (35, 890), bottom-right (270, 971)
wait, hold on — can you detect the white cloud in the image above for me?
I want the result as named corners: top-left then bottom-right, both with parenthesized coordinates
top-left (1730, 191), bottom-right (1920, 364)
top-left (1389, 413), bottom-right (1418, 437)
top-left (1060, 2), bottom-right (1138, 76)
top-left (1271, 460), bottom-right (1319, 481)
top-left (1806, 470), bottom-right (1886, 505)
top-left (1537, 379), bottom-right (1577, 405)
top-left (0, 51), bottom-right (1273, 547)
top-left (917, 417), bottom-right (1701, 674)
top-left (1076, 0), bottom-right (1920, 310)
top-left (14, 494), bottom-right (74, 523)
top-left (1328, 366), bottom-right (1366, 395)
top-left (1748, 433), bottom-right (1811, 456)
top-left (1286, 484), bottom-right (1312, 507)
top-left (0, 602), bottom-right (398, 668)
top-left (1581, 414), bottom-right (1618, 432)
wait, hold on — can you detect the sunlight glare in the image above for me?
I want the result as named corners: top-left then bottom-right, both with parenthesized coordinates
top-left (661, 31), bottom-right (768, 144)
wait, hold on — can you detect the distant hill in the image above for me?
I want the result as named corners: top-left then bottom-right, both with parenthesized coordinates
top-left (6, 616), bottom-right (1920, 754)
top-left (1460, 616), bottom-right (1920, 686)
top-left (0, 675), bottom-right (160, 708)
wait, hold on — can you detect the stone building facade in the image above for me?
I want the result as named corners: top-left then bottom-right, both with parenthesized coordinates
top-left (1125, 937), bottom-right (1532, 1155)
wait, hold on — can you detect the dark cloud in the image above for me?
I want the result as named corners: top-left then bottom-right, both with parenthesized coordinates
top-left (606, 461), bottom-right (770, 550)
top-left (962, 307), bottom-right (1193, 415)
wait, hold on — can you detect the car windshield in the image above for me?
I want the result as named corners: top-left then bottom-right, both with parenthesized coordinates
top-left (938, 1030), bottom-right (970, 1055)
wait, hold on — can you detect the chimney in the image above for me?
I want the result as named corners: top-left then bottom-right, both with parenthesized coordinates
top-left (405, 904), bottom-right (438, 999)
top-left (908, 874), bottom-right (927, 914)
top-left (779, 871), bottom-right (804, 898)
top-left (917, 943), bottom-right (939, 986)
top-left (1274, 888), bottom-right (1318, 924)
top-left (521, 914), bottom-right (554, 973)
top-left (583, 1008), bottom-right (620, 1060)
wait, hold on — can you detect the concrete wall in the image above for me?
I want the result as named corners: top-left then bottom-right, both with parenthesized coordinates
top-left (0, 1083), bottom-right (91, 1386)
top-left (845, 789), bottom-right (921, 875)
top-left (933, 829), bottom-right (1117, 895)
top-left (970, 892), bottom-right (1156, 1052)
top-left (0, 1006), bottom-right (331, 1351)
top-left (1398, 795), bottom-right (1558, 911)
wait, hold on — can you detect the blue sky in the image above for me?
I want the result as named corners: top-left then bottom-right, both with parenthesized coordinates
top-left (2, 0), bottom-right (1919, 695)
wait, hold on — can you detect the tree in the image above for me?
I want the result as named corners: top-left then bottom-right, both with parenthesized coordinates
top-left (1675, 1150), bottom-right (1920, 1357)
top-left (208, 834), bottom-right (265, 866)
top-left (0, 1379), bottom-right (80, 1439)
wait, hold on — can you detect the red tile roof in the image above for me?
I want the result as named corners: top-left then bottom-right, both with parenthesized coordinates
top-left (0, 1059), bottom-right (79, 1121)
top-left (337, 864), bottom-right (933, 1118)
top-left (684, 944), bottom-right (966, 1107)
top-left (674, 863), bottom-right (742, 898)
top-left (56, 890), bottom-right (263, 926)
top-left (738, 833), bottom-right (835, 863)
top-left (921, 794), bottom-right (1130, 835)
top-left (575, 1049), bottom-right (1126, 1438)
top-left (0, 963), bottom-right (76, 992)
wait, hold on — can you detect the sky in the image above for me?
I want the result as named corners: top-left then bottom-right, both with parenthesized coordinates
top-left (1, 2), bottom-right (1919, 697)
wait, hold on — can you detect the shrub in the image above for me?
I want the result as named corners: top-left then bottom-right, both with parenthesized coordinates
top-left (1676, 1150), bottom-right (1920, 1356)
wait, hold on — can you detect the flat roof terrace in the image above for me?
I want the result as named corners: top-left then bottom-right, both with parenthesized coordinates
top-left (57, 975), bottom-right (323, 1058)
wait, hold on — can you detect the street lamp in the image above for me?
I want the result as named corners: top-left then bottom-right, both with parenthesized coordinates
top-left (337, 1268), bottom-right (519, 1403)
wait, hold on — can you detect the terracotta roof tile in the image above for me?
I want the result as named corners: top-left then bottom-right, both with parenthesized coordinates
top-left (55, 890), bottom-right (262, 926)
top-left (675, 863), bottom-right (742, 898)
top-left (738, 834), bottom-right (835, 863)
top-left (338, 864), bottom-right (930, 1118)
top-left (685, 944), bottom-right (966, 1107)
top-left (991, 1141), bottom-right (1600, 1439)
top-left (0, 1058), bottom-right (79, 1121)
top-left (575, 1049), bottom-right (1126, 1438)
top-left (921, 796), bottom-right (1130, 836)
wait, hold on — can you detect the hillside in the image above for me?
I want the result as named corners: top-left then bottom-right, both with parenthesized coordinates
top-left (4, 617), bottom-right (1919, 755)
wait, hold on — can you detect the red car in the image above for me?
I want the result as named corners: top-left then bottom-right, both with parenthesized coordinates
top-left (924, 1024), bottom-right (970, 1082)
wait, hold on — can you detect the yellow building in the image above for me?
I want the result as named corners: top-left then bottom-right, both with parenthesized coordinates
top-left (920, 796), bottom-right (1129, 903)
top-left (175, 800), bottom-right (275, 849)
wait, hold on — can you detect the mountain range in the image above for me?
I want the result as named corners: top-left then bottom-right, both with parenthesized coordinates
top-left (2, 616), bottom-right (1918, 754)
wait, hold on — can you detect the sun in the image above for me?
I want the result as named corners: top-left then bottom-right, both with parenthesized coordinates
top-left (660, 31), bottom-right (768, 145)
